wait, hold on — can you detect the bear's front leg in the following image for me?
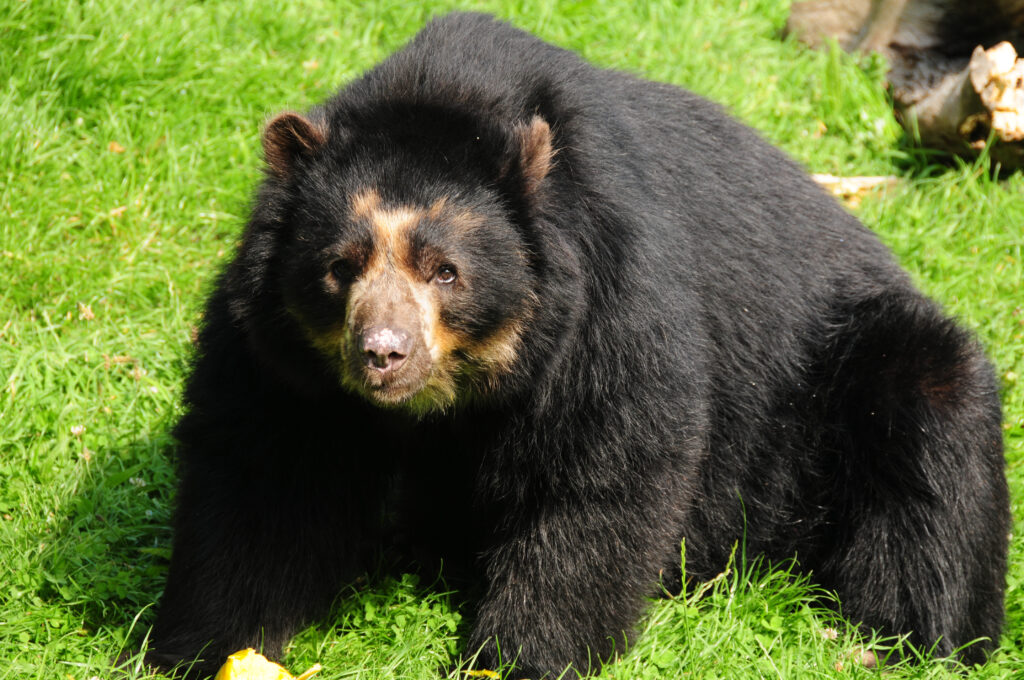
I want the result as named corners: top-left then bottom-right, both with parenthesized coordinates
top-left (147, 425), bottom-right (389, 678)
top-left (467, 487), bottom-right (682, 678)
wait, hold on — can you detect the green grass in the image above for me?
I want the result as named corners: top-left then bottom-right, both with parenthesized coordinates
top-left (2, 0), bottom-right (1022, 677)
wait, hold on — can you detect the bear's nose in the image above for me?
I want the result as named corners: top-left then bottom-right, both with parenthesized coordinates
top-left (360, 326), bottom-right (412, 373)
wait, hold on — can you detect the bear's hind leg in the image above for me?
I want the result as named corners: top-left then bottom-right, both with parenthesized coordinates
top-left (814, 294), bottom-right (1008, 664)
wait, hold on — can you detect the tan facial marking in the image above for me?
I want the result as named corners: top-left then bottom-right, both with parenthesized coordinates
top-left (350, 190), bottom-right (453, 368)
top-left (464, 290), bottom-right (536, 388)
top-left (337, 188), bottom-right (526, 411)
top-left (349, 188), bottom-right (425, 274)
top-left (428, 196), bottom-right (448, 219)
top-left (451, 209), bottom-right (488, 235)
top-left (349, 187), bottom-right (382, 220)
top-left (372, 205), bottom-right (421, 255)
top-left (405, 277), bottom-right (452, 363)
top-left (470, 319), bottom-right (526, 371)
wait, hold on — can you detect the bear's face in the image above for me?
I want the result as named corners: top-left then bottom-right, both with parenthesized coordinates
top-left (261, 112), bottom-right (551, 414)
top-left (284, 183), bottom-right (535, 414)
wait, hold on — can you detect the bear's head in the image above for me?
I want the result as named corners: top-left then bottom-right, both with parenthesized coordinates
top-left (252, 107), bottom-right (555, 415)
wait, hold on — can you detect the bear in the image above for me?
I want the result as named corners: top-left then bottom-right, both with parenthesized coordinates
top-left (146, 11), bottom-right (1009, 679)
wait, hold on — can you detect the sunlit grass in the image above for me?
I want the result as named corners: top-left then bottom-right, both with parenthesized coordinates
top-left (2, 0), bottom-right (1021, 677)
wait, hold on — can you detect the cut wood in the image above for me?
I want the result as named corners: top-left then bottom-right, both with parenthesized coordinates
top-left (811, 174), bottom-right (899, 207)
top-left (969, 42), bottom-right (1024, 142)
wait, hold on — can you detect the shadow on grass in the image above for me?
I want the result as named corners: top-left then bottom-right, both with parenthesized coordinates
top-left (887, 128), bottom-right (1023, 180)
top-left (30, 429), bottom-right (473, 678)
top-left (3, 431), bottom-right (176, 678)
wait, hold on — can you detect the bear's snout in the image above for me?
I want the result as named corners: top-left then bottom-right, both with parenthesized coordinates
top-left (360, 325), bottom-right (412, 374)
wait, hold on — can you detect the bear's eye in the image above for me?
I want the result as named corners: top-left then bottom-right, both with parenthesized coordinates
top-left (329, 259), bottom-right (356, 283)
top-left (435, 264), bottom-right (457, 285)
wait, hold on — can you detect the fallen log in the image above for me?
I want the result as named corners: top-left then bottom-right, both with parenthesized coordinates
top-left (787, 0), bottom-right (1024, 168)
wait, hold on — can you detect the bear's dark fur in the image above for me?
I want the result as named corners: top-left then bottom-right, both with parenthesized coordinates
top-left (147, 12), bottom-right (1009, 678)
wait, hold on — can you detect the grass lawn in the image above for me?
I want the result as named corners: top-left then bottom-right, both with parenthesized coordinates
top-left (1, 0), bottom-right (1021, 678)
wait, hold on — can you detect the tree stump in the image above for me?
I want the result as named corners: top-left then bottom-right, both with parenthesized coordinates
top-left (787, 0), bottom-right (1024, 168)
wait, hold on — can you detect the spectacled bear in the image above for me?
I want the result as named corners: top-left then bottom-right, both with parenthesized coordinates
top-left (146, 11), bottom-right (1009, 678)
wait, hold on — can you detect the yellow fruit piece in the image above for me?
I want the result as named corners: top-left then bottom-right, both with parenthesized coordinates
top-left (214, 648), bottom-right (322, 680)
top-left (464, 671), bottom-right (500, 679)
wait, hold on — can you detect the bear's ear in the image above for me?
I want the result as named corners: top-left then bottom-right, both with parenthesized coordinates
top-left (513, 115), bottom-right (555, 197)
top-left (262, 112), bottom-right (328, 178)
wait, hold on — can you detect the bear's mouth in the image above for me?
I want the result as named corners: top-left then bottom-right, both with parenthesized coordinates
top-left (345, 351), bottom-right (460, 415)
top-left (359, 368), bottom-right (426, 404)
top-left (348, 348), bottom-right (449, 408)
